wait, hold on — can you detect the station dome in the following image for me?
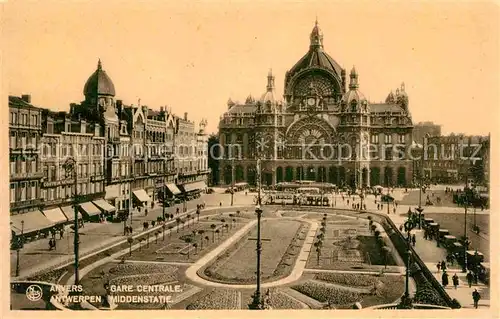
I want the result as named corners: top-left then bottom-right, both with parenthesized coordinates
top-left (83, 59), bottom-right (116, 97)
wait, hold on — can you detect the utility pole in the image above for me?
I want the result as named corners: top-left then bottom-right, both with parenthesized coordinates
top-left (463, 162), bottom-right (469, 272)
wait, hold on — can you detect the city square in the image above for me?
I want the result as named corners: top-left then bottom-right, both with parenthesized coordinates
top-left (6, 1), bottom-right (494, 315)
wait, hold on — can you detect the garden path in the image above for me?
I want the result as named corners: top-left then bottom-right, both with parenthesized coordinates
top-left (112, 259), bottom-right (193, 266)
top-left (303, 268), bottom-right (405, 276)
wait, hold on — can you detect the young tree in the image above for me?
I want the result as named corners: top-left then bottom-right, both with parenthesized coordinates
top-left (184, 237), bottom-right (193, 259)
top-left (210, 224), bottom-right (216, 242)
top-left (198, 230), bottom-right (205, 249)
top-left (176, 218), bottom-right (181, 233)
top-left (186, 214), bottom-right (191, 228)
top-left (193, 243), bottom-right (198, 254)
top-left (196, 209), bottom-right (201, 222)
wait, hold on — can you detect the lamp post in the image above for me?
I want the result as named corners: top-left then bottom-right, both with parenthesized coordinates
top-left (63, 157), bottom-right (80, 285)
top-left (249, 158), bottom-right (264, 310)
top-left (162, 158), bottom-right (167, 221)
top-left (15, 220), bottom-right (24, 277)
top-left (462, 163), bottom-right (470, 272)
top-left (230, 157), bottom-right (235, 206)
top-left (403, 216), bottom-right (416, 303)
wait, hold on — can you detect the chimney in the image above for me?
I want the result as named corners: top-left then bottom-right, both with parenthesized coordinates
top-left (21, 94), bottom-right (31, 103)
top-left (184, 112), bottom-right (188, 121)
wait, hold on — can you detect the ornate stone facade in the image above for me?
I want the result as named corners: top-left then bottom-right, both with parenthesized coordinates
top-left (218, 21), bottom-right (415, 188)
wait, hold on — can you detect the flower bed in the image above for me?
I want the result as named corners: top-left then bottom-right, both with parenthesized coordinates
top-left (267, 289), bottom-right (305, 309)
top-left (109, 272), bottom-right (178, 287)
top-left (186, 288), bottom-right (239, 310)
top-left (27, 267), bottom-right (68, 283)
top-left (108, 263), bottom-right (178, 277)
top-left (314, 273), bottom-right (379, 287)
top-left (291, 281), bottom-right (360, 305)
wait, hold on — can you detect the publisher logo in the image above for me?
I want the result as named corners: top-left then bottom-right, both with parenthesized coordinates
top-left (26, 285), bottom-right (43, 301)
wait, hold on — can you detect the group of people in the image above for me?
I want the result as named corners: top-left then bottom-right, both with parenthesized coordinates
top-left (48, 227), bottom-right (65, 251)
top-left (437, 260), bottom-right (483, 308)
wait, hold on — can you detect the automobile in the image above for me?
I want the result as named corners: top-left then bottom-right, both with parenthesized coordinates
top-left (206, 188), bottom-right (215, 194)
top-left (224, 188), bottom-right (235, 194)
top-left (380, 194), bottom-right (395, 203)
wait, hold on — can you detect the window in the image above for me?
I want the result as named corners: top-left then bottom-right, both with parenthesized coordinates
top-left (20, 182), bottom-right (26, 201)
top-left (10, 157), bottom-right (16, 174)
top-left (371, 134), bottom-right (379, 144)
top-left (10, 132), bottom-right (16, 148)
top-left (399, 134), bottom-right (406, 144)
top-left (384, 134), bottom-right (392, 144)
top-left (10, 183), bottom-right (16, 203)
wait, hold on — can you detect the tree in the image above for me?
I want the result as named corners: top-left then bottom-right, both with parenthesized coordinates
top-left (204, 236), bottom-right (209, 246)
top-left (176, 218), bottom-right (181, 233)
top-left (193, 243), bottom-right (198, 254)
top-left (155, 231), bottom-right (160, 244)
top-left (232, 218), bottom-right (236, 229)
top-left (127, 237), bottom-right (134, 256)
top-left (196, 209), bottom-right (201, 222)
top-left (184, 237), bottom-right (193, 259)
top-left (210, 224), bottom-right (216, 242)
top-left (198, 230), bottom-right (205, 249)
top-left (186, 214), bottom-right (191, 228)
top-left (215, 229), bottom-right (220, 241)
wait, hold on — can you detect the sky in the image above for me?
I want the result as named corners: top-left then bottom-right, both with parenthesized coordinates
top-left (3, 0), bottom-right (499, 136)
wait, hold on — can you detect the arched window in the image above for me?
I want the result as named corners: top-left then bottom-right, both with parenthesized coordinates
top-left (350, 100), bottom-right (357, 112)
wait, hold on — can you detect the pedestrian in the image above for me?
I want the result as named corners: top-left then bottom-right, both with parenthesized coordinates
top-left (145, 208), bottom-right (148, 216)
top-left (441, 260), bottom-right (447, 272)
top-left (399, 224), bottom-right (404, 232)
top-left (48, 238), bottom-right (54, 251)
top-left (347, 199), bottom-right (350, 205)
top-left (59, 228), bottom-right (64, 239)
top-left (393, 207), bottom-right (396, 214)
top-left (466, 271), bottom-right (473, 288)
top-left (441, 271), bottom-right (449, 287)
top-left (176, 207), bottom-right (180, 215)
top-left (452, 273), bottom-right (459, 289)
top-left (411, 234), bottom-right (416, 246)
top-left (219, 202), bottom-right (222, 207)
top-left (395, 202), bottom-right (398, 208)
top-left (377, 204), bottom-right (380, 210)
top-left (436, 262), bottom-right (441, 273)
top-left (472, 289), bottom-right (481, 309)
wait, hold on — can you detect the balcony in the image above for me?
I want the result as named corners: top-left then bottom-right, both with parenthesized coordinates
top-left (10, 172), bottom-right (44, 181)
top-left (90, 175), bottom-right (105, 182)
top-left (10, 198), bottom-right (43, 210)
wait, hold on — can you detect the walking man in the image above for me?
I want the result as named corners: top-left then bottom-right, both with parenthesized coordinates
top-left (452, 273), bottom-right (459, 289)
top-left (472, 289), bottom-right (481, 309)
top-left (436, 262), bottom-right (441, 273)
top-left (466, 271), bottom-right (474, 288)
top-left (441, 271), bottom-right (449, 288)
top-left (411, 234), bottom-right (416, 247)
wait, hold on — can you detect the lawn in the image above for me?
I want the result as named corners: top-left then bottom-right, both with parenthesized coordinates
top-left (305, 219), bottom-right (401, 271)
top-left (186, 288), bottom-right (240, 310)
top-left (291, 275), bottom-right (405, 309)
top-left (127, 217), bottom-right (248, 263)
top-left (202, 219), bottom-right (307, 284)
top-left (425, 212), bottom-right (490, 261)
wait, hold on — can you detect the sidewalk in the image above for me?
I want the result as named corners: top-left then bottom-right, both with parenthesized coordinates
top-left (331, 189), bottom-right (490, 309)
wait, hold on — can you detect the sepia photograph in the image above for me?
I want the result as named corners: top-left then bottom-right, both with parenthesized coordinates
top-left (2, 0), bottom-right (497, 316)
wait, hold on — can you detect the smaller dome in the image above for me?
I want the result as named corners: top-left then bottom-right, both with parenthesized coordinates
top-left (342, 90), bottom-right (367, 106)
top-left (83, 59), bottom-right (116, 97)
top-left (245, 94), bottom-right (255, 104)
top-left (385, 91), bottom-right (396, 104)
top-left (260, 90), bottom-right (276, 104)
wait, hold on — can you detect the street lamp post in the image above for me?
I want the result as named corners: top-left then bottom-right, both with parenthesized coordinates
top-left (463, 164), bottom-right (470, 272)
top-left (249, 158), bottom-right (264, 310)
top-left (162, 159), bottom-right (167, 221)
top-left (15, 220), bottom-right (24, 277)
top-left (63, 157), bottom-right (80, 285)
top-left (401, 216), bottom-right (416, 307)
top-left (231, 157), bottom-right (235, 206)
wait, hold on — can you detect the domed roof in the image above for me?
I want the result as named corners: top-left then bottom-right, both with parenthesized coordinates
top-left (83, 59), bottom-right (116, 97)
top-left (287, 21), bottom-right (343, 80)
top-left (341, 67), bottom-right (368, 108)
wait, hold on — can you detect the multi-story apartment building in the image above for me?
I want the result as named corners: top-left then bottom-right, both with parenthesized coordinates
top-left (412, 121), bottom-right (441, 144)
top-left (174, 113), bottom-right (209, 191)
top-left (10, 60), bottom-right (209, 236)
top-left (218, 21), bottom-right (414, 188)
top-left (423, 134), bottom-right (490, 185)
top-left (9, 95), bottom-right (46, 236)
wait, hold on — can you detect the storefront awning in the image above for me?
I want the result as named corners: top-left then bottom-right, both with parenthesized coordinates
top-left (182, 181), bottom-right (207, 192)
top-left (79, 202), bottom-right (101, 217)
top-left (133, 189), bottom-right (152, 203)
top-left (42, 207), bottom-right (68, 224)
top-left (60, 205), bottom-right (82, 221)
top-left (10, 211), bottom-right (55, 235)
top-left (92, 199), bottom-right (117, 213)
top-left (166, 183), bottom-right (181, 195)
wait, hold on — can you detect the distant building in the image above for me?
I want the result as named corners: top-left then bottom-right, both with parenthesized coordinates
top-left (423, 134), bottom-right (490, 185)
top-left (412, 122), bottom-right (441, 143)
